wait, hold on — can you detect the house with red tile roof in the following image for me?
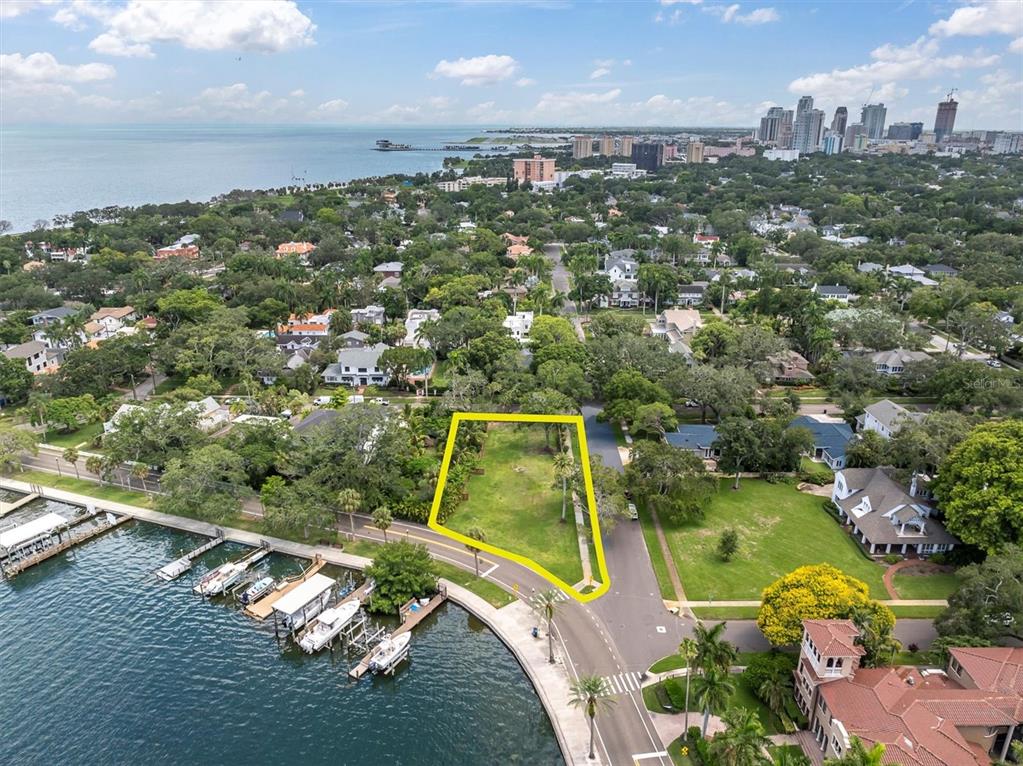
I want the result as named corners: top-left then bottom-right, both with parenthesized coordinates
top-left (796, 619), bottom-right (1022, 764)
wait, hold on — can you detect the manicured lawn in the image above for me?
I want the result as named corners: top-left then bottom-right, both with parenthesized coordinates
top-left (42, 421), bottom-right (104, 449)
top-left (892, 570), bottom-right (961, 600)
top-left (657, 479), bottom-right (888, 600)
top-left (643, 675), bottom-right (782, 735)
top-left (16, 469), bottom-right (153, 507)
top-left (650, 651), bottom-right (768, 674)
top-left (667, 737), bottom-right (695, 766)
top-left (636, 498), bottom-right (676, 600)
top-left (691, 606), bottom-right (762, 619)
top-left (444, 423), bottom-right (585, 587)
top-left (889, 604), bottom-right (947, 619)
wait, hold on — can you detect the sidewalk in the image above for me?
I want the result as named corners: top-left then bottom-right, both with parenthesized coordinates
top-left (664, 599), bottom-right (948, 608)
top-left (0, 476), bottom-right (596, 766)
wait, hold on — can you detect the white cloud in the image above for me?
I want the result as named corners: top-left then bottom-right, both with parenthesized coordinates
top-left (712, 4), bottom-right (780, 24)
top-left (590, 67), bottom-right (611, 79)
top-left (930, 1), bottom-right (1023, 38)
top-left (1010, 36), bottom-right (1023, 53)
top-left (51, 0), bottom-right (113, 29)
top-left (290, 89), bottom-right (305, 98)
top-left (431, 54), bottom-right (519, 85)
top-left (87, 1), bottom-right (315, 57)
top-left (316, 98), bottom-right (349, 113)
top-left (515, 77), bottom-right (536, 87)
top-left (659, 0), bottom-right (702, 5)
top-left (654, 9), bottom-right (684, 24)
top-left (424, 95), bottom-right (456, 110)
top-left (958, 68), bottom-right (1023, 126)
top-left (466, 100), bottom-right (511, 122)
top-left (788, 36), bottom-right (1000, 103)
top-left (89, 31), bottom-right (155, 58)
top-left (1, 0), bottom-right (59, 19)
top-left (187, 82), bottom-right (292, 119)
top-left (0, 51), bottom-right (116, 84)
top-left (532, 88), bottom-right (622, 118)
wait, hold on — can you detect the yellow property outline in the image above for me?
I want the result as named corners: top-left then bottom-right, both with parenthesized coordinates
top-left (428, 412), bottom-right (611, 603)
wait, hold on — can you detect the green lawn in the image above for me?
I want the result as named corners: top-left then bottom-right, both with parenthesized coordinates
top-left (889, 604), bottom-right (947, 619)
top-left (41, 421), bottom-right (105, 449)
top-left (657, 479), bottom-right (888, 600)
top-left (16, 468), bottom-right (153, 507)
top-left (892, 571), bottom-right (961, 600)
top-left (643, 675), bottom-right (782, 735)
top-left (650, 651), bottom-right (768, 674)
top-left (636, 499), bottom-right (676, 600)
top-left (690, 606), bottom-right (763, 619)
top-left (444, 423), bottom-right (586, 587)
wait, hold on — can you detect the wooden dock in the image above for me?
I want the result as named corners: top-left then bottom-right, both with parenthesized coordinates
top-left (155, 532), bottom-right (225, 580)
top-left (349, 588), bottom-right (447, 680)
top-left (244, 556), bottom-right (326, 620)
top-left (0, 492), bottom-right (39, 518)
top-left (1, 512), bottom-right (131, 578)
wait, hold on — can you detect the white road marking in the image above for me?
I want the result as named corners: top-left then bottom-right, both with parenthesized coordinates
top-left (479, 562), bottom-right (499, 579)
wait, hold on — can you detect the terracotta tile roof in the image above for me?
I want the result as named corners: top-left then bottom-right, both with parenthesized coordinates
top-left (804, 619), bottom-right (865, 657)
top-left (949, 647), bottom-right (1023, 694)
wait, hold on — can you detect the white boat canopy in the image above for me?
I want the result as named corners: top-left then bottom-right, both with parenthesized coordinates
top-left (271, 574), bottom-right (334, 617)
top-left (0, 513), bottom-right (67, 550)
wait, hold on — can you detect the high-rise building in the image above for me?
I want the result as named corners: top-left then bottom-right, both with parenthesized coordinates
top-left (934, 96), bottom-right (958, 142)
top-left (619, 135), bottom-right (634, 157)
top-left (777, 110), bottom-right (794, 149)
top-left (993, 133), bottom-right (1023, 154)
top-left (793, 108), bottom-right (825, 153)
top-left (860, 103), bottom-right (887, 140)
top-left (512, 154), bottom-right (556, 184)
top-left (844, 122), bottom-right (865, 149)
top-left (631, 142), bottom-right (664, 172)
top-left (758, 106), bottom-right (786, 143)
top-left (663, 144), bottom-right (678, 161)
top-left (686, 141), bottom-right (704, 164)
top-left (822, 133), bottom-right (843, 155)
top-left (795, 95), bottom-right (814, 120)
top-left (572, 135), bottom-right (593, 159)
top-left (886, 122), bottom-right (923, 141)
top-left (598, 135), bottom-right (615, 156)
top-left (831, 107), bottom-right (848, 136)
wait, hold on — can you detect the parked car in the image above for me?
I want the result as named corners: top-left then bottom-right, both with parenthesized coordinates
top-left (372, 397), bottom-right (389, 406)
top-left (986, 359), bottom-right (1003, 368)
top-left (313, 396), bottom-right (331, 405)
top-left (627, 502), bottom-right (639, 521)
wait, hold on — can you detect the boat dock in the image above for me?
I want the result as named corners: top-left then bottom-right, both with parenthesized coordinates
top-left (0, 510), bottom-right (130, 578)
top-left (349, 587), bottom-right (447, 680)
top-left (155, 532), bottom-right (225, 581)
top-left (0, 492), bottom-right (39, 518)
top-left (244, 555), bottom-right (326, 620)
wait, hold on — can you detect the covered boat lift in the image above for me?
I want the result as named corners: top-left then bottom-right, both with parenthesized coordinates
top-left (270, 573), bottom-right (334, 635)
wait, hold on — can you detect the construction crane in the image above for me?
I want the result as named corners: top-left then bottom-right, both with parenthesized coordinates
top-left (945, 88), bottom-right (959, 103)
top-left (862, 85), bottom-right (876, 109)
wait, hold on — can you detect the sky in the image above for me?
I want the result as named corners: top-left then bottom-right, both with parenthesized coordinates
top-left (1, 0), bottom-right (1021, 130)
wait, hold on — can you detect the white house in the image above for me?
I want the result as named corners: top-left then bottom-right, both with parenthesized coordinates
top-left (322, 343), bottom-right (391, 387)
top-left (103, 397), bottom-right (230, 434)
top-left (2, 340), bottom-right (57, 375)
top-left (870, 348), bottom-right (930, 376)
top-left (503, 311), bottom-right (534, 343)
top-left (857, 399), bottom-right (924, 439)
top-left (403, 308), bottom-right (440, 348)
top-left (351, 305), bottom-right (386, 326)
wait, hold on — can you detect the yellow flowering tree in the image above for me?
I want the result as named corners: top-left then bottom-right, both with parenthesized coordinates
top-left (756, 564), bottom-right (894, 646)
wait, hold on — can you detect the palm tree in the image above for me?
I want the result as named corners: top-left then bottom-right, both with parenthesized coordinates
top-left (62, 447), bottom-right (80, 479)
top-left (757, 672), bottom-right (792, 718)
top-left (693, 621), bottom-right (739, 675)
top-left (530, 589), bottom-right (562, 664)
top-left (678, 637), bottom-right (698, 732)
top-left (337, 487), bottom-right (362, 534)
top-left (465, 526), bottom-right (487, 576)
top-left (552, 451), bottom-right (574, 523)
top-left (568, 675), bottom-right (615, 760)
top-left (823, 737), bottom-right (886, 766)
top-left (694, 665), bottom-right (736, 737)
top-left (371, 506), bottom-right (392, 542)
top-left (709, 706), bottom-right (771, 766)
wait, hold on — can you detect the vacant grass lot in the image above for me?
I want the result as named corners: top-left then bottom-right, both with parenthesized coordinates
top-left (444, 423), bottom-right (585, 587)
top-left (892, 570), bottom-right (962, 600)
top-left (658, 479), bottom-right (888, 600)
top-left (41, 421), bottom-right (104, 449)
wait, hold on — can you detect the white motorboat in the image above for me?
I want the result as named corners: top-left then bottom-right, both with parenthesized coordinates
top-left (192, 561), bottom-right (246, 597)
top-left (298, 600), bottom-right (360, 653)
top-left (370, 632), bottom-right (411, 672)
top-left (240, 576), bottom-right (276, 605)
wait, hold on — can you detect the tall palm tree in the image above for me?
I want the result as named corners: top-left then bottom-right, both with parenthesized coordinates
top-left (530, 589), bottom-right (562, 664)
top-left (552, 451), bottom-right (574, 523)
top-left (823, 737), bottom-right (886, 766)
top-left (678, 637), bottom-right (698, 732)
top-left (694, 665), bottom-right (736, 737)
top-left (465, 526), bottom-right (487, 576)
top-left (757, 672), bottom-right (792, 718)
top-left (371, 506), bottom-right (392, 542)
top-left (709, 706), bottom-right (771, 766)
top-left (693, 621), bottom-right (739, 675)
top-left (568, 675), bottom-right (615, 761)
top-left (337, 487), bottom-right (362, 534)
top-left (62, 447), bottom-right (80, 479)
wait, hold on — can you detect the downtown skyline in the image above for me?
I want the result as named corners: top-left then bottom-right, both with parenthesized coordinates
top-left (1, 0), bottom-right (1021, 130)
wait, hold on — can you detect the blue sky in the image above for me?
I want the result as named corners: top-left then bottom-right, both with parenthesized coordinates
top-left (2, 1), bottom-right (1021, 129)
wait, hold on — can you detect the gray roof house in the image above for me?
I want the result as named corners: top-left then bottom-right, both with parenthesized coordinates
top-left (857, 399), bottom-right (924, 439)
top-left (923, 264), bottom-right (959, 277)
top-left (351, 305), bottom-right (386, 327)
top-left (831, 468), bottom-right (958, 557)
top-left (339, 329), bottom-right (370, 348)
top-left (677, 282), bottom-right (708, 307)
top-left (30, 306), bottom-right (77, 326)
top-left (322, 343), bottom-right (391, 387)
top-left (789, 415), bottom-right (854, 469)
top-left (870, 348), bottom-right (930, 375)
top-left (814, 284), bottom-right (852, 302)
top-left (666, 424), bottom-right (720, 460)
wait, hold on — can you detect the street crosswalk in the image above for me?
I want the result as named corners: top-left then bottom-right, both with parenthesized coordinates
top-left (599, 671), bottom-right (645, 696)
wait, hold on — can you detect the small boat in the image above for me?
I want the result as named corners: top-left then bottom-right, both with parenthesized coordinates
top-left (192, 561), bottom-right (246, 597)
top-left (240, 576), bottom-right (276, 605)
top-left (374, 139), bottom-right (414, 151)
top-left (370, 632), bottom-right (411, 672)
top-left (298, 600), bottom-right (360, 653)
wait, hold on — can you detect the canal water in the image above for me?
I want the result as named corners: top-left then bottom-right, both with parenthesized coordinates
top-left (0, 499), bottom-right (564, 765)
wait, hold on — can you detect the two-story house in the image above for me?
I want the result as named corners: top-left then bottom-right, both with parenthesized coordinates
top-left (870, 348), bottom-right (931, 376)
top-left (2, 340), bottom-right (58, 375)
top-left (403, 309), bottom-right (440, 348)
top-left (322, 343), bottom-right (391, 387)
top-left (351, 305), bottom-right (386, 327)
top-left (503, 311), bottom-right (534, 343)
top-left (373, 261), bottom-right (404, 281)
top-left (857, 399), bottom-right (924, 439)
top-left (831, 467), bottom-right (958, 557)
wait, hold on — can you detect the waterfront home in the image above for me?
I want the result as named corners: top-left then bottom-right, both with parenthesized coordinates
top-left (857, 399), bottom-right (924, 439)
top-left (830, 468), bottom-right (958, 556)
top-left (322, 343), bottom-right (391, 387)
top-left (104, 397), bottom-right (230, 434)
top-left (797, 619), bottom-right (1021, 765)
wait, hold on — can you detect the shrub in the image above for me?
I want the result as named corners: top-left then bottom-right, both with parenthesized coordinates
top-left (655, 682), bottom-right (674, 712)
top-left (742, 651), bottom-right (797, 692)
top-left (908, 643), bottom-right (919, 654)
top-left (883, 553), bottom-right (902, 565)
top-left (929, 552), bottom-right (948, 565)
top-left (663, 678), bottom-right (686, 709)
